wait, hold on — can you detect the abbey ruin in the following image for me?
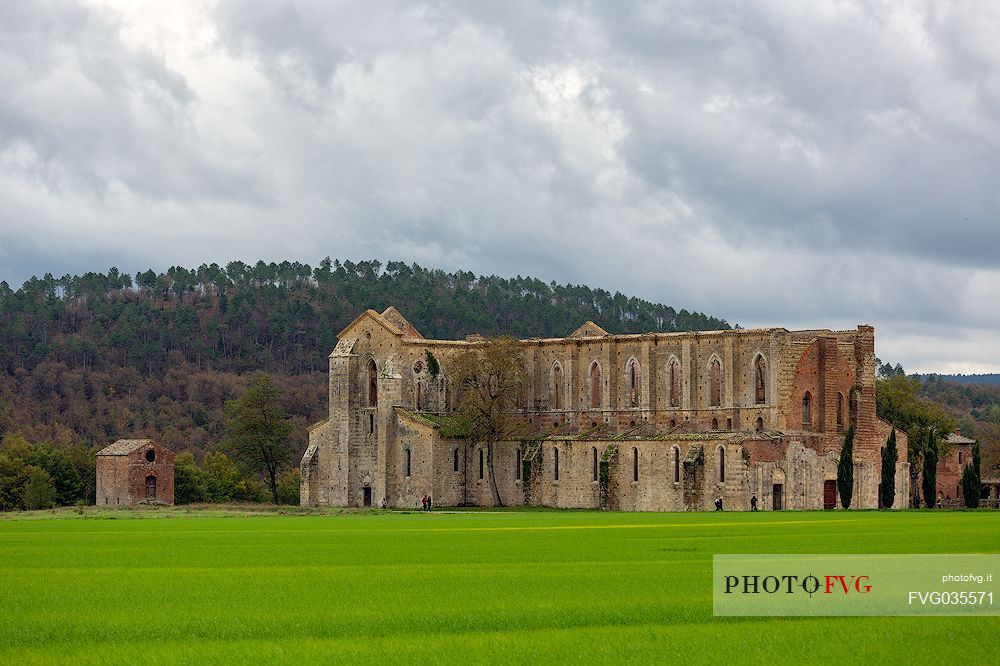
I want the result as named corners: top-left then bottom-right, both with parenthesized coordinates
top-left (301, 307), bottom-right (909, 511)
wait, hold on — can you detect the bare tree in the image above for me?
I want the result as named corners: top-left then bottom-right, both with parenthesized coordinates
top-left (452, 336), bottom-right (528, 506)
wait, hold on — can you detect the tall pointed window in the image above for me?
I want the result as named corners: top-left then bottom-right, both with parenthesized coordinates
top-left (673, 447), bottom-right (680, 483)
top-left (836, 392), bottom-right (844, 429)
top-left (590, 362), bottom-right (602, 409)
top-left (628, 359), bottom-right (640, 407)
top-left (367, 359), bottom-right (378, 407)
top-left (479, 449), bottom-right (484, 480)
top-left (516, 448), bottom-right (522, 480)
top-left (415, 381), bottom-right (422, 411)
top-left (802, 391), bottom-right (813, 429)
top-left (404, 448), bottom-right (411, 477)
top-left (554, 448), bottom-right (560, 481)
top-left (632, 447), bottom-right (639, 482)
top-left (718, 447), bottom-right (726, 483)
top-left (552, 363), bottom-right (563, 410)
top-left (754, 355), bottom-right (766, 404)
top-left (668, 359), bottom-right (680, 408)
top-left (592, 447), bottom-right (599, 482)
top-left (709, 358), bottom-right (722, 407)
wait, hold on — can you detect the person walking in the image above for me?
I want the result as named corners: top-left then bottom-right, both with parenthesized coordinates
top-left (750, 495), bottom-right (758, 511)
top-left (421, 495), bottom-right (427, 511)
top-left (427, 495), bottom-right (432, 512)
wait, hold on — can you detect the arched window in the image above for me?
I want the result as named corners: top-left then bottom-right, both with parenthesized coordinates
top-left (669, 419), bottom-right (676, 429)
top-left (632, 447), bottom-right (639, 482)
top-left (709, 357), bottom-right (722, 407)
top-left (453, 448), bottom-right (459, 472)
top-left (592, 447), bottom-right (599, 482)
top-left (554, 448), bottom-right (560, 481)
top-left (552, 363), bottom-right (563, 410)
top-left (673, 447), bottom-right (680, 483)
top-left (627, 359), bottom-right (640, 407)
top-left (516, 448), bottom-right (522, 480)
top-left (756, 416), bottom-right (764, 432)
top-left (404, 448), bottom-right (411, 477)
top-left (590, 361), bottom-right (602, 409)
top-left (718, 447), bottom-right (726, 483)
top-left (754, 355), bottom-right (766, 404)
top-left (668, 359), bottom-right (681, 408)
top-left (836, 393), bottom-right (844, 429)
top-left (711, 418), bottom-right (719, 430)
top-left (367, 359), bottom-right (378, 407)
top-left (802, 391), bottom-right (812, 428)
top-left (479, 449), bottom-right (484, 480)
top-left (415, 381), bottom-right (422, 411)
top-left (145, 475), bottom-right (156, 498)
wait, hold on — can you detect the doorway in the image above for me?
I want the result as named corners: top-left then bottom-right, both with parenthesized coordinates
top-left (772, 483), bottom-right (783, 510)
top-left (362, 487), bottom-right (372, 508)
top-left (824, 480), bottom-right (837, 509)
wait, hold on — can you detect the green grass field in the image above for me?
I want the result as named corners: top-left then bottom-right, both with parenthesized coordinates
top-left (1, 508), bottom-right (997, 664)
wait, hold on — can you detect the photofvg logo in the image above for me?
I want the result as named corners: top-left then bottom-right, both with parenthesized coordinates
top-left (723, 573), bottom-right (871, 596)
top-left (713, 554), bottom-right (999, 617)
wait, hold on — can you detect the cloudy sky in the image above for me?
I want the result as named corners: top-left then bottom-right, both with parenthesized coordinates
top-left (2, 1), bottom-right (999, 373)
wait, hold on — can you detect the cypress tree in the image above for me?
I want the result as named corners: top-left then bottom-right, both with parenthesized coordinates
top-left (837, 425), bottom-right (855, 509)
top-left (962, 442), bottom-right (981, 509)
top-left (880, 429), bottom-right (898, 509)
top-left (922, 429), bottom-right (938, 508)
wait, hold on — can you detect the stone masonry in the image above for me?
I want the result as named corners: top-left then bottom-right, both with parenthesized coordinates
top-left (301, 307), bottom-right (909, 511)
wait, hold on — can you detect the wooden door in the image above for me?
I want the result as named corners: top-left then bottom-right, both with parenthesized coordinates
top-left (824, 480), bottom-right (837, 509)
top-left (772, 483), bottom-right (783, 510)
top-left (363, 487), bottom-right (372, 508)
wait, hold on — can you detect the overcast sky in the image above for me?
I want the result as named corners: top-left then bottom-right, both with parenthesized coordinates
top-left (2, 1), bottom-right (998, 373)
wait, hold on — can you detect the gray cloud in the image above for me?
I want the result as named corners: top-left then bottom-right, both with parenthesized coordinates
top-left (1, 0), bottom-right (998, 372)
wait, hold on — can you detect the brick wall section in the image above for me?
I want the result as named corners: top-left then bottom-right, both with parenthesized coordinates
top-left (936, 442), bottom-right (974, 501)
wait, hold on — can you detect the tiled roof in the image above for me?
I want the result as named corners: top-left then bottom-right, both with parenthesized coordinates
top-left (96, 439), bottom-right (153, 456)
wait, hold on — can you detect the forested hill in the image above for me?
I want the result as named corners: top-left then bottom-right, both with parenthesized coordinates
top-left (1, 259), bottom-right (728, 377)
top-left (918, 374), bottom-right (1000, 386)
top-left (0, 259), bottom-right (729, 457)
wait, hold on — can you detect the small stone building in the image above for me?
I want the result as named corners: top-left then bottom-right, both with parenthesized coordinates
top-left (96, 439), bottom-right (175, 506)
top-left (937, 429), bottom-right (976, 502)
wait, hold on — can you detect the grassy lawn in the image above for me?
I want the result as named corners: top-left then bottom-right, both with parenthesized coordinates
top-left (1, 508), bottom-right (997, 664)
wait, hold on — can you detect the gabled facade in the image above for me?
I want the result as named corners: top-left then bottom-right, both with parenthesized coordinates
top-left (96, 439), bottom-right (175, 506)
top-left (301, 307), bottom-right (910, 510)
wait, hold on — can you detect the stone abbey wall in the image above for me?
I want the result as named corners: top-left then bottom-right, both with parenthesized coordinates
top-left (301, 307), bottom-right (908, 511)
